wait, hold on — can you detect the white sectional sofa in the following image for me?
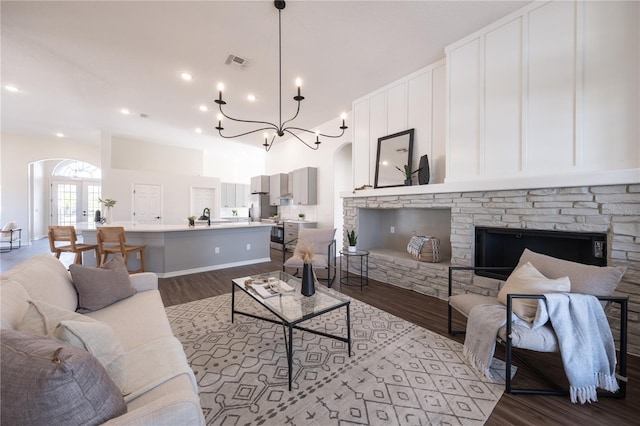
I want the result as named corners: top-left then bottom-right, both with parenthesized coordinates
top-left (0, 254), bottom-right (204, 425)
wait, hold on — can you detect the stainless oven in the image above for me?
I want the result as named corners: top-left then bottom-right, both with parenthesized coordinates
top-left (270, 224), bottom-right (284, 250)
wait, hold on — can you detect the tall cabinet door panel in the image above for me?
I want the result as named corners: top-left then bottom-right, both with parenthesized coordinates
top-left (527, 0), bottom-right (575, 172)
top-left (484, 17), bottom-right (523, 175)
top-left (292, 167), bottom-right (317, 205)
top-left (387, 82), bottom-right (407, 135)
top-left (235, 184), bottom-right (248, 208)
top-left (582, 0), bottom-right (639, 170)
top-left (448, 38), bottom-right (481, 181)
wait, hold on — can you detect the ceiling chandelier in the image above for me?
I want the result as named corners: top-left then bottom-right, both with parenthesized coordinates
top-left (214, 0), bottom-right (348, 152)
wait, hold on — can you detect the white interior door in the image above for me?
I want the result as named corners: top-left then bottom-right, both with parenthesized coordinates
top-left (133, 184), bottom-right (162, 224)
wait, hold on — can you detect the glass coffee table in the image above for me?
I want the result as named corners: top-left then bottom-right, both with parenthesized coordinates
top-left (231, 270), bottom-right (351, 390)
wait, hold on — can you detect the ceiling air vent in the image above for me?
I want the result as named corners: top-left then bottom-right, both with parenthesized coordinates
top-left (225, 54), bottom-right (250, 69)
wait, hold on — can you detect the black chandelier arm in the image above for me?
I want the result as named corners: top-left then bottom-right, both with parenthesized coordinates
top-left (283, 129), bottom-right (320, 150)
top-left (279, 100), bottom-right (302, 130)
top-left (217, 126), bottom-right (276, 139)
top-left (218, 106), bottom-right (280, 130)
top-left (263, 133), bottom-right (277, 152)
top-left (284, 126), bottom-right (347, 139)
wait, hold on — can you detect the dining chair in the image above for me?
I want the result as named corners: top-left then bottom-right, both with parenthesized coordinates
top-left (47, 225), bottom-right (98, 264)
top-left (96, 226), bottom-right (146, 273)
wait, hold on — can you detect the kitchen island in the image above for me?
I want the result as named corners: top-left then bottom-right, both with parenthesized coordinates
top-left (77, 221), bottom-right (273, 278)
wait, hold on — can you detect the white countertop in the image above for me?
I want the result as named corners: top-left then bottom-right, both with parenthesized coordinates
top-left (76, 221), bottom-right (274, 233)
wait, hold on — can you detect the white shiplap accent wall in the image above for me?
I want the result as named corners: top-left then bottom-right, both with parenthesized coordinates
top-left (445, 0), bottom-right (640, 183)
top-left (352, 59), bottom-right (447, 189)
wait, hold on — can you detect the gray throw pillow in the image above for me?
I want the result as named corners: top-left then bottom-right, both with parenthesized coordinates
top-left (17, 300), bottom-right (127, 392)
top-left (69, 255), bottom-right (136, 312)
top-left (0, 329), bottom-right (127, 426)
top-left (517, 248), bottom-right (627, 297)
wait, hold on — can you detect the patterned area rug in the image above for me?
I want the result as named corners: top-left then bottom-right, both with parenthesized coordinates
top-left (167, 292), bottom-right (510, 425)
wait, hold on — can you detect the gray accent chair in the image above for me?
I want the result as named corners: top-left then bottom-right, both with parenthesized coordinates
top-left (448, 248), bottom-right (628, 398)
top-left (283, 227), bottom-right (336, 287)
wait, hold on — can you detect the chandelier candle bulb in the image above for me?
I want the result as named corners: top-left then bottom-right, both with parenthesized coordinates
top-left (216, 83), bottom-right (225, 104)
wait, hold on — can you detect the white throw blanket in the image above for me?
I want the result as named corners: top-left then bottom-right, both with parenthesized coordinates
top-left (536, 293), bottom-right (619, 404)
top-left (123, 336), bottom-right (199, 402)
top-left (463, 304), bottom-right (508, 383)
top-left (463, 294), bottom-right (619, 404)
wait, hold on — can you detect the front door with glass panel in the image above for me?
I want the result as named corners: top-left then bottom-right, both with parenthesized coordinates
top-left (51, 181), bottom-right (101, 225)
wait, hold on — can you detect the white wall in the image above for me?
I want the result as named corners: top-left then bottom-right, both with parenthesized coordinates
top-left (203, 142), bottom-right (266, 184)
top-left (264, 115), bottom-right (351, 229)
top-left (112, 136), bottom-right (203, 175)
top-left (352, 60), bottom-right (447, 189)
top-left (0, 132), bottom-right (266, 240)
top-left (0, 134), bottom-right (100, 241)
top-left (333, 143), bottom-right (353, 247)
top-left (101, 133), bottom-right (221, 224)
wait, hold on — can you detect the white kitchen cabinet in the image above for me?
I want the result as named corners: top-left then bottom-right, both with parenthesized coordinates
top-left (291, 167), bottom-right (317, 205)
top-left (269, 173), bottom-right (288, 206)
top-left (235, 184), bottom-right (249, 207)
top-left (221, 183), bottom-right (249, 208)
top-left (220, 183), bottom-right (236, 208)
top-left (250, 175), bottom-right (270, 194)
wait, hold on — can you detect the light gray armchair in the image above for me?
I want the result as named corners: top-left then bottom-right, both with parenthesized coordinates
top-left (448, 248), bottom-right (628, 399)
top-left (283, 227), bottom-right (336, 287)
top-left (0, 222), bottom-right (22, 252)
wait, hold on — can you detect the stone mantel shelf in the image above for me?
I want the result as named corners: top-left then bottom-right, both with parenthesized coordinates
top-left (341, 168), bottom-right (640, 199)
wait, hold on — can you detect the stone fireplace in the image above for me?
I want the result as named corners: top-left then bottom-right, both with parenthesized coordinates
top-left (343, 182), bottom-right (640, 355)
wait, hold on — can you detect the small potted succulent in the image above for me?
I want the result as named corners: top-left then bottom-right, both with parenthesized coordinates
top-left (395, 165), bottom-right (422, 186)
top-left (298, 213), bottom-right (305, 221)
top-left (347, 229), bottom-right (358, 253)
top-left (187, 216), bottom-right (196, 227)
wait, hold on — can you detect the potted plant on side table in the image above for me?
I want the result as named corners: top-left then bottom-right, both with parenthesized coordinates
top-left (347, 230), bottom-right (358, 253)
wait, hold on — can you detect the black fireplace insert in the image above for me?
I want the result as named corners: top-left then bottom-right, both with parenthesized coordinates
top-left (474, 227), bottom-right (607, 280)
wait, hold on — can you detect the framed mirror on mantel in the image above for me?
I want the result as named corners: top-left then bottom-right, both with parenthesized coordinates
top-left (374, 129), bottom-right (415, 188)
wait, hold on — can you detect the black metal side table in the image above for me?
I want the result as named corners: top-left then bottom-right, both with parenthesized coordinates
top-left (339, 249), bottom-right (369, 290)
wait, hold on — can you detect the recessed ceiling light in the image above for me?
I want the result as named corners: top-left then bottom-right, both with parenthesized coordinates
top-left (199, 105), bottom-right (208, 112)
top-left (247, 94), bottom-right (256, 102)
top-left (120, 108), bottom-right (130, 115)
top-left (55, 132), bottom-right (65, 138)
top-left (180, 72), bottom-right (193, 81)
top-left (5, 85), bottom-right (20, 92)
top-left (195, 128), bottom-right (202, 134)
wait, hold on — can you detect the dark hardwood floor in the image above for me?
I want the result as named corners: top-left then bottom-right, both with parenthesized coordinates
top-left (159, 249), bottom-right (638, 425)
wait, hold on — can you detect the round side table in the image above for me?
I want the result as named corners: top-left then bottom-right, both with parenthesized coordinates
top-left (339, 249), bottom-right (369, 290)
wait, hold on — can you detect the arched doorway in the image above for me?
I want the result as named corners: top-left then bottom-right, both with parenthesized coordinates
top-left (29, 159), bottom-right (102, 241)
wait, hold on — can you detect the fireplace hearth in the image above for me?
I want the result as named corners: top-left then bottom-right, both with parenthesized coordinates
top-left (474, 227), bottom-right (607, 280)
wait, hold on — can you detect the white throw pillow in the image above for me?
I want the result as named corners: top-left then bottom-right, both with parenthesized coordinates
top-left (1, 221), bottom-right (16, 231)
top-left (497, 261), bottom-right (570, 323)
top-left (16, 300), bottom-right (127, 392)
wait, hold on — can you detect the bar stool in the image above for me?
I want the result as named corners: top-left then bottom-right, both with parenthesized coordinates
top-left (48, 226), bottom-right (99, 265)
top-left (96, 226), bottom-right (146, 273)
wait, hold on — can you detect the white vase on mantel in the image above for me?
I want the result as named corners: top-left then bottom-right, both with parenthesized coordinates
top-left (348, 245), bottom-right (357, 253)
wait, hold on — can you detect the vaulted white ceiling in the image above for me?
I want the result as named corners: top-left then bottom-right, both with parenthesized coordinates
top-left (1, 1), bottom-right (531, 150)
